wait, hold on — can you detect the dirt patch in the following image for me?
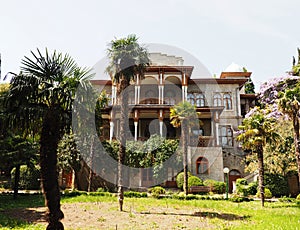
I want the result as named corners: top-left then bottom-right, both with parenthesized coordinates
top-left (3, 202), bottom-right (242, 229)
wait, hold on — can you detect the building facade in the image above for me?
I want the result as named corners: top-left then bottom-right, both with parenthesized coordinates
top-left (91, 53), bottom-right (255, 191)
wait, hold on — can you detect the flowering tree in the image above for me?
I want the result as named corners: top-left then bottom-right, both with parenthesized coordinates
top-left (259, 75), bottom-right (300, 192)
top-left (237, 106), bottom-right (279, 207)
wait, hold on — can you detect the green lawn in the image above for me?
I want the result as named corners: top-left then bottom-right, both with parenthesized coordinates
top-left (0, 193), bottom-right (299, 229)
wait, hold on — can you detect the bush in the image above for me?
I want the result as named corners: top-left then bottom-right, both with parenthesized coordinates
top-left (278, 196), bottom-right (295, 203)
top-left (188, 176), bottom-right (203, 189)
top-left (124, 191), bottom-right (147, 198)
top-left (236, 179), bottom-right (257, 197)
top-left (256, 188), bottom-right (272, 199)
top-left (176, 172), bottom-right (192, 190)
top-left (148, 186), bottom-right (165, 198)
top-left (203, 180), bottom-right (225, 194)
top-left (296, 194), bottom-right (300, 200)
top-left (229, 194), bottom-right (253, 203)
top-left (11, 165), bottom-right (41, 190)
top-left (264, 173), bottom-right (289, 197)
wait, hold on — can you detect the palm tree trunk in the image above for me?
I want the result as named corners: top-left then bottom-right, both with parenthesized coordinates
top-left (182, 119), bottom-right (189, 196)
top-left (293, 114), bottom-right (300, 192)
top-left (40, 108), bottom-right (64, 230)
top-left (13, 164), bottom-right (20, 199)
top-left (118, 77), bottom-right (129, 211)
top-left (257, 146), bottom-right (264, 207)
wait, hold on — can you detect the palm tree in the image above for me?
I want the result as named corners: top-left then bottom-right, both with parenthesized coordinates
top-left (237, 107), bottom-right (279, 207)
top-left (106, 34), bottom-right (150, 211)
top-left (277, 85), bottom-right (300, 192)
top-left (5, 49), bottom-right (92, 229)
top-left (170, 101), bottom-right (199, 196)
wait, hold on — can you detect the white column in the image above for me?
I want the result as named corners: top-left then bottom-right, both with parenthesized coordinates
top-left (161, 85), bottom-right (164, 104)
top-left (159, 121), bottom-right (163, 137)
top-left (109, 121), bottom-right (114, 142)
top-left (137, 86), bottom-right (140, 104)
top-left (134, 121), bottom-right (138, 141)
top-left (158, 85), bottom-right (161, 104)
top-left (216, 123), bottom-right (219, 146)
top-left (135, 85), bottom-right (138, 104)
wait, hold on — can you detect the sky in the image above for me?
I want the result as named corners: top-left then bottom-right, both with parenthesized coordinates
top-left (0, 0), bottom-right (300, 91)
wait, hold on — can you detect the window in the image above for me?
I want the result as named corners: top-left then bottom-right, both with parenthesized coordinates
top-left (187, 93), bottom-right (195, 105)
top-left (213, 93), bottom-right (222, 106)
top-left (196, 93), bottom-right (205, 107)
top-left (196, 157), bottom-right (209, 174)
top-left (142, 168), bottom-right (153, 181)
top-left (219, 125), bottom-right (233, 146)
top-left (223, 93), bottom-right (232, 110)
top-left (128, 91), bottom-right (135, 104)
top-left (165, 90), bottom-right (176, 105)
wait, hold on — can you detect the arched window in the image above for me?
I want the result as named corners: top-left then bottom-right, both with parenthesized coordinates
top-left (165, 90), bottom-right (176, 105)
top-left (196, 157), bottom-right (209, 174)
top-left (196, 93), bottom-right (205, 107)
top-left (187, 93), bottom-right (195, 105)
top-left (145, 90), bottom-right (156, 104)
top-left (219, 125), bottom-right (233, 146)
top-left (213, 93), bottom-right (222, 106)
top-left (223, 93), bottom-right (232, 110)
top-left (128, 91), bottom-right (135, 104)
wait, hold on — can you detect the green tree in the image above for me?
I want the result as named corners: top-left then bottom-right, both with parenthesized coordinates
top-left (106, 34), bottom-right (150, 211)
top-left (0, 135), bottom-right (38, 198)
top-left (170, 101), bottom-right (199, 196)
top-left (237, 106), bottom-right (279, 207)
top-left (244, 77), bottom-right (255, 94)
top-left (277, 82), bottom-right (300, 192)
top-left (5, 49), bottom-right (92, 229)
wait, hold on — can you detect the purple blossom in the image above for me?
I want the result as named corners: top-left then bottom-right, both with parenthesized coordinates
top-left (259, 74), bottom-right (300, 104)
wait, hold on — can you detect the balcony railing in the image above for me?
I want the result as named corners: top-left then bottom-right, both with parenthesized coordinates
top-left (190, 136), bottom-right (215, 147)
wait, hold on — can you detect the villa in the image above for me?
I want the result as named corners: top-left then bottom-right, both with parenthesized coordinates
top-left (88, 53), bottom-right (255, 192)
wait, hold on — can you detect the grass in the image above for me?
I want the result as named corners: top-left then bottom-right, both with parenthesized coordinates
top-left (0, 193), bottom-right (299, 229)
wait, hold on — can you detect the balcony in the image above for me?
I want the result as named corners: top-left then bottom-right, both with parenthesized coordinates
top-left (190, 136), bottom-right (215, 147)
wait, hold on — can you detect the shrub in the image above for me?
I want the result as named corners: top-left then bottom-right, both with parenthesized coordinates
top-left (204, 180), bottom-right (225, 194)
top-left (148, 186), bottom-right (165, 198)
top-left (11, 165), bottom-right (41, 190)
top-left (278, 196), bottom-right (295, 203)
top-left (296, 194), bottom-right (300, 200)
top-left (236, 179), bottom-right (257, 197)
top-left (124, 191), bottom-right (147, 198)
top-left (176, 172), bottom-right (192, 190)
top-left (188, 176), bottom-right (203, 189)
top-left (256, 188), bottom-right (272, 199)
top-left (264, 173), bottom-right (289, 197)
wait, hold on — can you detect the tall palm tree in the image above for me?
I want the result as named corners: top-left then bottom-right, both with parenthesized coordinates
top-left (5, 49), bottom-right (92, 229)
top-left (277, 85), bottom-right (300, 192)
top-left (106, 34), bottom-right (150, 211)
top-left (170, 101), bottom-right (199, 196)
top-left (237, 107), bottom-right (279, 207)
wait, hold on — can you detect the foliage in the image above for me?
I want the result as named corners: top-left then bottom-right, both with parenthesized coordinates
top-left (188, 176), bottom-right (203, 188)
top-left (57, 133), bottom-right (81, 173)
top-left (244, 77), bottom-right (255, 94)
top-left (176, 171), bottom-right (192, 190)
top-left (236, 179), bottom-right (257, 196)
top-left (102, 135), bottom-right (181, 179)
top-left (229, 194), bottom-right (253, 203)
top-left (237, 106), bottom-right (279, 206)
top-left (148, 186), bottom-right (165, 198)
top-left (203, 180), bottom-right (226, 194)
top-left (297, 194), bottom-right (300, 200)
top-left (124, 191), bottom-right (147, 198)
top-left (11, 165), bottom-right (40, 190)
top-left (256, 188), bottom-right (272, 199)
top-left (264, 173), bottom-right (289, 197)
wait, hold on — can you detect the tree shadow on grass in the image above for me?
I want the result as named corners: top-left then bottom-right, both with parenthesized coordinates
top-left (0, 207), bottom-right (47, 227)
top-left (139, 210), bottom-right (250, 221)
